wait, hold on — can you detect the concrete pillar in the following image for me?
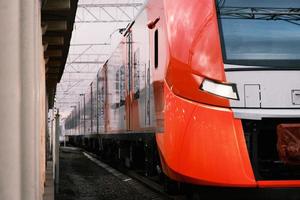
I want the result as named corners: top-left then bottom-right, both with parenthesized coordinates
top-left (50, 111), bottom-right (54, 159)
top-left (0, 0), bottom-right (43, 199)
top-left (20, 0), bottom-right (43, 199)
top-left (0, 0), bottom-right (22, 199)
top-left (51, 110), bottom-right (56, 180)
top-left (54, 111), bottom-right (60, 194)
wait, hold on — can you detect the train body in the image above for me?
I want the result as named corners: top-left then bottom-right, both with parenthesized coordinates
top-left (65, 0), bottom-right (300, 188)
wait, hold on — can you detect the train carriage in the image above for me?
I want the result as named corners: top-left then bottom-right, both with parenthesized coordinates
top-left (65, 0), bottom-right (300, 190)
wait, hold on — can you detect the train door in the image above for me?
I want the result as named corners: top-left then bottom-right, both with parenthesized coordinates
top-left (97, 70), bottom-right (105, 133)
top-left (148, 20), bottom-right (165, 132)
top-left (96, 72), bottom-right (100, 134)
top-left (131, 47), bottom-right (141, 130)
top-left (125, 32), bottom-right (132, 131)
top-left (103, 65), bottom-right (109, 132)
top-left (90, 82), bottom-right (93, 133)
top-left (127, 33), bottom-right (145, 131)
top-left (125, 13), bottom-right (154, 132)
top-left (146, 60), bottom-right (151, 126)
top-left (126, 30), bottom-right (144, 131)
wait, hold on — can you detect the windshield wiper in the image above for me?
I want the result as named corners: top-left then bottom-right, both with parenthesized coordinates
top-left (218, 7), bottom-right (300, 19)
top-left (217, 6), bottom-right (300, 25)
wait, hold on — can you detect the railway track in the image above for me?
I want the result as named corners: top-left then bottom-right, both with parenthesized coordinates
top-left (81, 149), bottom-right (187, 200)
top-left (61, 146), bottom-right (300, 200)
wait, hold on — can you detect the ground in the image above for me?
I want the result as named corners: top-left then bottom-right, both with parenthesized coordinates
top-left (57, 147), bottom-right (168, 200)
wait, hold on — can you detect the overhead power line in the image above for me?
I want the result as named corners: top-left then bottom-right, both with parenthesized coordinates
top-left (78, 3), bottom-right (143, 8)
top-left (75, 3), bottom-right (143, 23)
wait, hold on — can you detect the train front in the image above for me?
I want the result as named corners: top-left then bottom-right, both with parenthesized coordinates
top-left (158, 0), bottom-right (300, 188)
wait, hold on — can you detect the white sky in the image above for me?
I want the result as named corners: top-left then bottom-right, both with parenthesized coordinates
top-left (55, 0), bottom-right (145, 119)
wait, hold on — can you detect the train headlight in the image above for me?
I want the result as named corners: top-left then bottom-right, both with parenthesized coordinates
top-left (200, 79), bottom-right (239, 100)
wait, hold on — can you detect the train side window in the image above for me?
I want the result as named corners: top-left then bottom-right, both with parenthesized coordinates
top-left (120, 65), bottom-right (126, 106)
top-left (154, 29), bottom-right (158, 69)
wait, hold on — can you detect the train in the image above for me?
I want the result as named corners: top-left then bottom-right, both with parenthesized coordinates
top-left (64, 0), bottom-right (300, 191)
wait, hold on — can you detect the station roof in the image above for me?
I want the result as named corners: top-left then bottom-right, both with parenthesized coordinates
top-left (42, 0), bottom-right (78, 108)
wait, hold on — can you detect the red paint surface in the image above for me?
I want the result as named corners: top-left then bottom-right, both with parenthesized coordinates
top-left (163, 0), bottom-right (229, 107)
top-left (257, 181), bottom-right (300, 188)
top-left (153, 0), bottom-right (300, 187)
top-left (156, 83), bottom-right (256, 187)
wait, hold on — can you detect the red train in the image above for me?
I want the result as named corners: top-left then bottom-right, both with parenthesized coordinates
top-left (65, 0), bottom-right (300, 190)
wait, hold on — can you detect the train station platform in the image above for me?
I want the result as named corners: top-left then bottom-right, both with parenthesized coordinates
top-left (43, 161), bottom-right (54, 200)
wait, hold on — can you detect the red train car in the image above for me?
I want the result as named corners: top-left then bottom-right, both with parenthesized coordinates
top-left (66, 0), bottom-right (300, 190)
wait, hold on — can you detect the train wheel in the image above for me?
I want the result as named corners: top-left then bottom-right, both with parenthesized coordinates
top-left (163, 176), bottom-right (180, 195)
top-left (185, 192), bottom-right (202, 200)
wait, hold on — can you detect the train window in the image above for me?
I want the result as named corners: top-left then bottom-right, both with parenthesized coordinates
top-left (120, 65), bottom-right (126, 106)
top-left (154, 30), bottom-right (158, 69)
top-left (100, 87), bottom-right (105, 120)
top-left (112, 69), bottom-right (121, 109)
top-left (216, 0), bottom-right (300, 68)
top-left (115, 70), bottom-right (120, 91)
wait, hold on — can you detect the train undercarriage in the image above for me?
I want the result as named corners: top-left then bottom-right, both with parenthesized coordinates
top-left (242, 118), bottom-right (300, 181)
top-left (66, 129), bottom-right (300, 200)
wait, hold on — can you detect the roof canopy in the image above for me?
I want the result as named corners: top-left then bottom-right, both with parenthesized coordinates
top-left (42, 0), bottom-right (78, 108)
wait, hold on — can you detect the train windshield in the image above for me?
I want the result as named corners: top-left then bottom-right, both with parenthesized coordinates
top-left (216, 0), bottom-right (300, 68)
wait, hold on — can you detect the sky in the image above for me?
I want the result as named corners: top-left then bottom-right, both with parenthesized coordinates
top-left (55, 0), bottom-right (145, 120)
